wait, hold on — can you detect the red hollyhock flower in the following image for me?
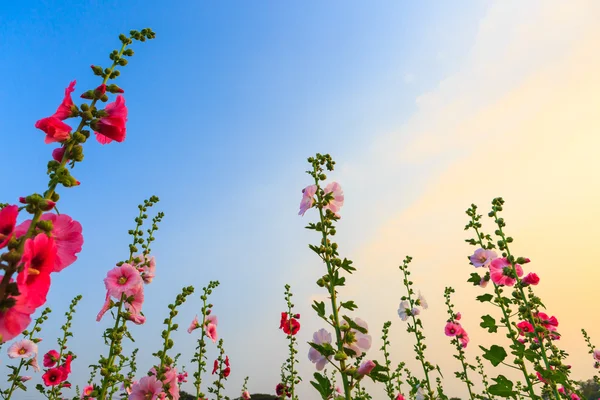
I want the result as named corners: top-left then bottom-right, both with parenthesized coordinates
top-left (283, 318), bottom-right (300, 336)
top-left (35, 117), bottom-right (72, 144)
top-left (222, 366), bottom-right (230, 378)
top-left (94, 95), bottom-right (127, 144)
top-left (43, 350), bottom-right (60, 368)
top-left (17, 234), bottom-right (57, 309)
top-left (53, 81), bottom-right (76, 120)
top-left (42, 367), bottom-right (64, 386)
top-left (279, 312), bottom-right (288, 329)
top-left (212, 359), bottom-right (218, 374)
top-left (0, 205), bottom-right (18, 248)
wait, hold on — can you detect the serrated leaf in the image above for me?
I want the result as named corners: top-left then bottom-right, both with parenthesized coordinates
top-left (340, 301), bottom-right (358, 311)
top-left (480, 345), bottom-right (507, 367)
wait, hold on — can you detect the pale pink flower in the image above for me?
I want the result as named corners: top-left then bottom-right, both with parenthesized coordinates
top-left (594, 349), bottom-right (600, 361)
top-left (7, 339), bottom-right (37, 359)
top-left (323, 182), bottom-right (344, 217)
top-left (469, 248), bottom-right (497, 268)
top-left (479, 278), bottom-right (489, 288)
top-left (188, 315), bottom-right (200, 334)
top-left (298, 185), bottom-right (317, 216)
top-left (96, 292), bottom-right (112, 322)
top-left (417, 291), bottom-right (428, 309)
top-left (206, 314), bottom-right (218, 326)
top-left (411, 307), bottom-right (421, 316)
top-left (205, 323), bottom-right (218, 343)
top-left (398, 300), bottom-right (410, 321)
top-left (343, 317), bottom-right (371, 357)
top-left (489, 258), bottom-right (523, 286)
top-left (162, 367), bottom-right (180, 400)
top-left (124, 285), bottom-right (144, 315)
top-left (129, 375), bottom-right (163, 400)
top-left (128, 313), bottom-right (146, 325)
top-left (132, 254), bottom-right (156, 284)
top-left (357, 360), bottom-right (376, 377)
top-left (30, 355), bottom-right (40, 372)
top-left (308, 328), bottom-right (332, 370)
top-left (104, 264), bottom-right (143, 299)
top-left (20, 376), bottom-right (32, 381)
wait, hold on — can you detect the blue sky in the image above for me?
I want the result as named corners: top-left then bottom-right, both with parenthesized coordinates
top-left (4, 1), bottom-right (600, 399)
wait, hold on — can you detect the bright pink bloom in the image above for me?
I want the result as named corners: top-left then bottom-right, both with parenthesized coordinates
top-left (18, 234), bottom-right (56, 309)
top-left (82, 384), bottom-right (94, 397)
top-left (0, 292), bottom-right (34, 343)
top-left (59, 354), bottom-right (73, 379)
top-left (188, 315), bottom-right (200, 333)
top-left (35, 117), bottom-right (72, 143)
top-left (43, 350), bottom-right (60, 367)
top-left (298, 185), bottom-right (317, 216)
top-left (177, 371), bottom-right (188, 383)
top-left (458, 331), bottom-right (470, 348)
top-left (127, 312), bottom-right (146, 325)
top-left (205, 323), bottom-right (218, 342)
top-left (536, 312), bottom-right (559, 330)
top-left (308, 328), bottom-right (332, 370)
top-left (53, 81), bottom-right (76, 120)
top-left (522, 272), bottom-right (540, 286)
top-left (242, 391), bottom-right (251, 399)
top-left (469, 248), bottom-right (497, 268)
top-left (162, 367), bottom-right (180, 400)
top-left (357, 360), bottom-right (376, 377)
top-left (323, 182), bottom-right (344, 217)
top-left (571, 394), bottom-right (580, 400)
top-left (129, 375), bottom-right (163, 400)
top-left (52, 147), bottom-right (67, 162)
top-left (125, 285), bottom-right (144, 315)
top-left (517, 321), bottom-right (535, 335)
top-left (396, 395), bottom-right (406, 400)
top-left (455, 312), bottom-right (462, 321)
top-left (445, 322), bottom-right (462, 337)
top-left (7, 339), bottom-right (37, 358)
top-left (489, 258), bottom-right (523, 286)
top-left (0, 205), bottom-right (18, 248)
top-left (94, 95), bottom-right (128, 144)
top-left (593, 349), bottom-right (600, 361)
top-left (104, 264), bottom-right (143, 299)
top-left (42, 367), bottom-right (64, 386)
top-left (558, 387), bottom-right (566, 395)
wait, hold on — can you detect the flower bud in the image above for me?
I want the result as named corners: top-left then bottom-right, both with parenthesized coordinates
top-left (91, 65), bottom-right (104, 76)
top-left (334, 351), bottom-right (348, 361)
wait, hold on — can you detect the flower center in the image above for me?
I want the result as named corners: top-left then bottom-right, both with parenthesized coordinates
top-left (118, 276), bottom-right (128, 285)
top-left (18, 348), bottom-right (26, 354)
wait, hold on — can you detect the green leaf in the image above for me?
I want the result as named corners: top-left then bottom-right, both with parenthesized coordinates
top-left (311, 372), bottom-right (333, 399)
top-left (476, 294), bottom-right (494, 303)
top-left (312, 301), bottom-right (326, 318)
top-left (468, 272), bottom-right (482, 285)
top-left (488, 375), bottom-right (517, 398)
top-left (340, 301), bottom-right (358, 311)
top-left (480, 345), bottom-right (507, 367)
top-left (480, 315), bottom-right (498, 333)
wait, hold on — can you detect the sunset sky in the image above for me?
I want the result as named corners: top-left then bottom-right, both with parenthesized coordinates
top-left (1, 1), bottom-right (599, 399)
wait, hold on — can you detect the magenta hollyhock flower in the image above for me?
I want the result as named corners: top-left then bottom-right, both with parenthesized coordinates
top-left (458, 330), bottom-right (470, 348)
top-left (536, 312), bottom-right (558, 330)
top-left (15, 213), bottom-right (83, 272)
top-left (298, 185), bottom-right (317, 216)
top-left (522, 272), bottom-right (540, 286)
top-left (396, 395), bottom-right (406, 400)
top-left (456, 312), bottom-right (462, 321)
top-left (188, 315), bottom-right (200, 334)
top-left (52, 147), bottom-right (67, 162)
top-left (104, 264), bottom-right (143, 299)
top-left (357, 360), bottom-right (376, 377)
top-left (42, 367), bottom-right (64, 386)
top-left (129, 375), bottom-right (163, 400)
top-left (0, 205), bottom-right (19, 249)
top-left (35, 117), bottom-right (72, 143)
top-left (323, 182), bottom-right (344, 217)
top-left (517, 321), bottom-right (535, 335)
top-left (469, 248), bottom-right (497, 268)
top-left (445, 322), bottom-right (462, 337)
top-left (570, 394), bottom-right (580, 400)
top-left (489, 258), bottom-right (523, 286)
top-left (308, 328), bottom-right (332, 370)
top-left (94, 95), bottom-right (128, 144)
top-left (594, 349), bottom-right (600, 361)
top-left (7, 339), bottom-right (37, 359)
top-left (18, 234), bottom-right (56, 309)
top-left (177, 371), bottom-right (188, 383)
top-left (52, 81), bottom-right (76, 120)
top-left (558, 387), bottom-right (566, 395)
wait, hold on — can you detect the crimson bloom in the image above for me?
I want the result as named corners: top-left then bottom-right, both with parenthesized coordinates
top-left (42, 367), bottom-right (64, 386)
top-left (517, 321), bottom-right (535, 335)
top-left (43, 350), bottom-right (60, 368)
top-left (94, 95), bottom-right (128, 144)
top-left (17, 234), bottom-right (57, 309)
top-left (0, 205), bottom-right (19, 248)
top-left (522, 272), bottom-right (540, 286)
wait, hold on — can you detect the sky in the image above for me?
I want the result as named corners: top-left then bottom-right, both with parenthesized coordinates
top-left (1, 1), bottom-right (599, 399)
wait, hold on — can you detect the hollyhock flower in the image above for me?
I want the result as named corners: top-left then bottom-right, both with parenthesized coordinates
top-left (522, 272), bottom-right (540, 286)
top-left (177, 372), bottom-right (188, 383)
top-left (308, 328), bottom-right (332, 370)
top-left (222, 365), bottom-right (231, 378)
top-left (35, 117), bottom-right (72, 143)
top-left (398, 300), bottom-right (410, 321)
top-left (42, 367), bottom-right (64, 386)
top-left (456, 312), bottom-right (462, 321)
top-left (124, 285), bottom-right (144, 315)
top-left (212, 359), bottom-right (218, 374)
top-left (129, 375), bottom-right (163, 400)
top-left (96, 292), bottom-right (112, 322)
top-left (18, 234), bottom-right (56, 309)
top-left (206, 313), bottom-right (218, 326)
top-left (0, 290), bottom-right (35, 343)
top-left (188, 315), bottom-right (200, 333)
top-left (416, 386), bottom-right (425, 400)
top-left (324, 182), bottom-right (344, 216)
top-left (469, 248), bottom-right (497, 268)
top-left (536, 312), bottom-right (559, 330)
top-left (411, 307), bottom-right (421, 316)
top-left (52, 147), bottom-right (67, 162)
top-left (517, 321), bottom-right (535, 335)
top-left (104, 264), bottom-right (143, 299)
top-left (30, 355), bottom-right (40, 372)
top-left (275, 383), bottom-right (290, 398)
top-left (53, 81), bottom-right (76, 120)
top-left (94, 95), bottom-right (128, 144)
top-left (571, 394), bottom-right (580, 400)
top-left (15, 213), bottom-right (83, 272)
top-left (343, 317), bottom-right (371, 356)
top-left (458, 331), bottom-right (470, 348)
top-left (206, 323), bottom-right (218, 342)
top-left (594, 349), bottom-right (600, 361)
top-left (479, 277), bottom-right (489, 288)
top-left (20, 376), bottom-right (32, 381)
top-left (128, 313), bottom-right (146, 325)
top-left (558, 387), bottom-right (566, 395)
top-left (132, 254), bottom-right (156, 284)
top-left (489, 258), bottom-right (523, 286)
top-left (7, 339), bottom-right (37, 358)
top-left (82, 384), bottom-right (94, 397)
top-left (445, 322), bottom-right (462, 337)
top-left (59, 354), bottom-right (73, 378)
top-left (162, 367), bottom-right (180, 400)
top-left (417, 291), bottom-right (428, 309)
top-left (396, 395), bottom-right (406, 400)
top-left (242, 391), bottom-right (251, 399)
top-left (282, 317), bottom-right (300, 336)
top-left (0, 205), bottom-right (18, 248)
top-left (357, 360), bottom-right (376, 377)
top-left (298, 185), bottom-right (317, 216)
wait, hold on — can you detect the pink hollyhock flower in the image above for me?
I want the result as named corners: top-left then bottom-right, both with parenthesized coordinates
top-left (104, 264), bottom-right (143, 299)
top-left (162, 367), bottom-right (180, 400)
top-left (127, 312), bottom-right (146, 325)
top-left (53, 81), bottom-right (76, 120)
top-left (456, 312), bottom-right (462, 321)
top-left (96, 292), bottom-right (112, 322)
top-left (489, 258), bottom-right (523, 286)
top-left (30, 355), bottom-right (40, 372)
top-left (343, 317), bottom-right (371, 356)
top-left (222, 365), bottom-right (231, 378)
top-left (125, 285), bottom-right (144, 315)
top-left (188, 315), bottom-right (200, 333)
top-left (212, 359), bottom-right (218, 374)
top-left (59, 354), bottom-right (73, 378)
top-left (298, 185), bottom-right (317, 216)
top-left (459, 331), bottom-right (470, 348)
top-left (479, 277), bottom-right (489, 288)
top-left (396, 395), bottom-right (406, 400)
top-left (558, 387), bottom-right (566, 395)
top-left (206, 314), bottom-right (218, 326)
top-left (517, 321), bottom-right (535, 335)
top-left (35, 117), bottom-right (72, 143)
top-left (522, 272), bottom-right (540, 286)
top-left (205, 323), bottom-right (218, 342)
top-left (411, 307), bottom-right (421, 316)
top-left (357, 360), bottom-right (376, 377)
top-left (398, 300), bottom-right (410, 321)
top-left (242, 391), bottom-right (251, 399)
top-left (18, 234), bottom-right (56, 309)
top-left (445, 322), bottom-right (462, 337)
top-left (536, 312), bottom-right (559, 330)
top-left (82, 384), bottom-right (94, 397)
top-left (7, 339), bottom-right (37, 358)
top-left (308, 328), bottom-right (332, 370)
top-left (42, 367), bottom-right (64, 386)
top-left (94, 95), bottom-right (128, 144)
top-left (0, 290), bottom-right (35, 343)
top-left (593, 349), bottom-right (600, 361)
top-left (0, 205), bottom-right (19, 248)
top-left (20, 376), bottom-right (32, 381)
top-left (129, 375), bottom-right (163, 400)
top-left (323, 182), bottom-right (344, 217)
top-left (133, 254), bottom-right (156, 284)
top-left (469, 248), bottom-right (497, 268)
top-left (15, 213), bottom-right (83, 272)
top-left (52, 147), bottom-right (67, 162)
top-left (177, 372), bottom-right (188, 383)
top-left (571, 394), bottom-right (580, 400)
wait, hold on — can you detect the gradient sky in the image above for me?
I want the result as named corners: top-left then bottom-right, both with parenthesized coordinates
top-left (1, 1), bottom-right (599, 399)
